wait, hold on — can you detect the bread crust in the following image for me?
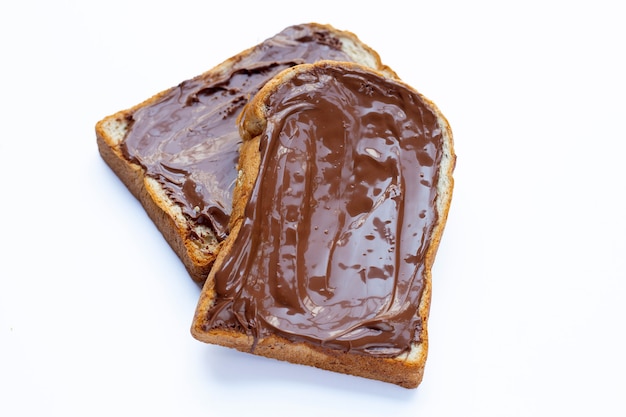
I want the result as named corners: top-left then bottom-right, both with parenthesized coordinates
top-left (95, 23), bottom-right (395, 283)
top-left (191, 61), bottom-right (455, 388)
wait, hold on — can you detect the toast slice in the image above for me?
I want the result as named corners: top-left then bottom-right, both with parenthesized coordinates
top-left (191, 61), bottom-right (455, 388)
top-left (96, 23), bottom-right (396, 283)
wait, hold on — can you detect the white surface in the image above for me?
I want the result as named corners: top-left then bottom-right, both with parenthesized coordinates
top-left (1, 1), bottom-right (625, 416)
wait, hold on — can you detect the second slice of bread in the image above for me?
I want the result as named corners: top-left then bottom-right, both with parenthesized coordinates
top-left (95, 23), bottom-right (395, 283)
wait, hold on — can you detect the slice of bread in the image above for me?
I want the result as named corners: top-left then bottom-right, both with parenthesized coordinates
top-left (95, 23), bottom-right (396, 283)
top-left (191, 61), bottom-right (455, 388)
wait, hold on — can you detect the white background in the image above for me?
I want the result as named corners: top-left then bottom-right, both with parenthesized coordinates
top-left (1, 1), bottom-right (625, 416)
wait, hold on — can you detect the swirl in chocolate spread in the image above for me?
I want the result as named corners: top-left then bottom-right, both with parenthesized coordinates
top-left (121, 25), bottom-right (358, 239)
top-left (206, 63), bottom-right (444, 357)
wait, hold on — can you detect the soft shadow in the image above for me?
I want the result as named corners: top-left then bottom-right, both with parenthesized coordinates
top-left (200, 344), bottom-right (419, 401)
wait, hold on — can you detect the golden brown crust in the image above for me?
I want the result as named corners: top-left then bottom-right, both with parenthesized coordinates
top-left (96, 23), bottom-right (395, 284)
top-left (192, 326), bottom-right (427, 388)
top-left (191, 61), bottom-right (455, 388)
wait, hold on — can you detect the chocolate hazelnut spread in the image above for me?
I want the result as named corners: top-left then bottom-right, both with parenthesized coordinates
top-left (121, 25), bottom-right (358, 239)
top-left (204, 63), bottom-right (444, 357)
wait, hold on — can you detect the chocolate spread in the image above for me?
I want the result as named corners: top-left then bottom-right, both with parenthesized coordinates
top-left (205, 63), bottom-right (444, 357)
top-left (122, 25), bottom-right (358, 239)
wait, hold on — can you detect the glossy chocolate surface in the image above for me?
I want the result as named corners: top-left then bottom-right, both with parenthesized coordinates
top-left (206, 64), bottom-right (444, 357)
top-left (122, 25), bottom-right (357, 239)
